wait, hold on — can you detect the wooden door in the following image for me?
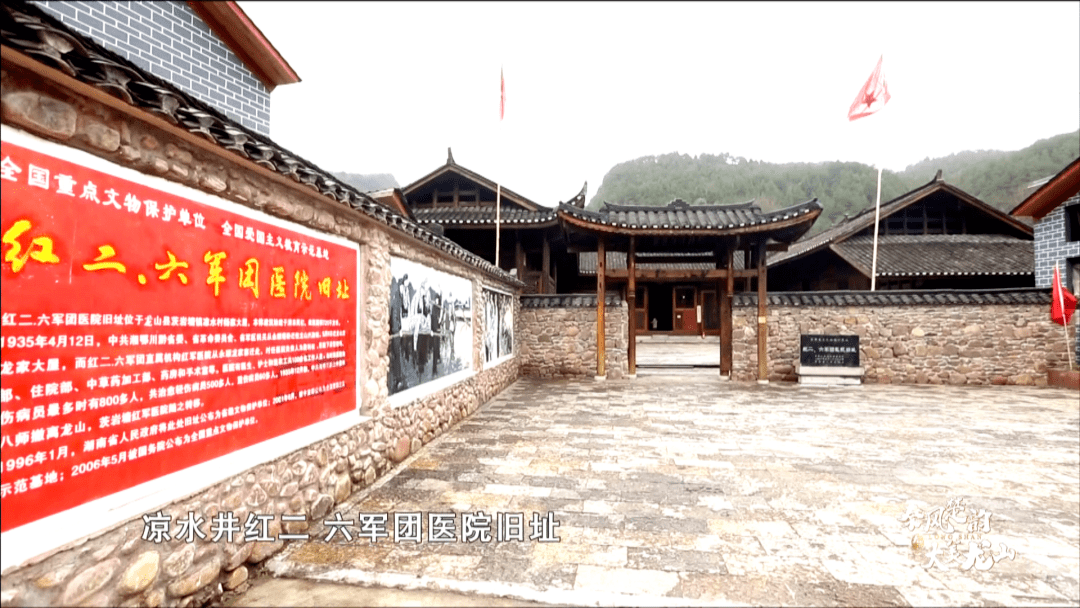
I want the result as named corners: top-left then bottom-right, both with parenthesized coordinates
top-left (701, 290), bottom-right (719, 334)
top-left (634, 286), bottom-right (648, 332)
top-left (673, 286), bottom-right (697, 333)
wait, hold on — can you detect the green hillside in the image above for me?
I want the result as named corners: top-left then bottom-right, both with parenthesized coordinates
top-left (589, 130), bottom-right (1079, 234)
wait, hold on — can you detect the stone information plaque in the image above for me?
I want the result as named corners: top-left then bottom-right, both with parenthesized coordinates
top-left (800, 334), bottom-right (859, 367)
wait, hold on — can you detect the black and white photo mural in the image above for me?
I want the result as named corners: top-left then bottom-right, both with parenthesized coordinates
top-left (388, 257), bottom-right (473, 396)
top-left (483, 288), bottom-right (514, 364)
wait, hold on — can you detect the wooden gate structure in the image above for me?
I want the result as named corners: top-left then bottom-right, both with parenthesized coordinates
top-left (557, 199), bottom-right (823, 381)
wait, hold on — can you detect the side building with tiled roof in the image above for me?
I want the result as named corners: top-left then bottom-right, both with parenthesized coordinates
top-left (768, 171), bottom-right (1035, 291)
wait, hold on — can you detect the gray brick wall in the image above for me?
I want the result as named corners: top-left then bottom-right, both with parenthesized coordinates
top-left (1033, 193), bottom-right (1080, 289)
top-left (33, 0), bottom-right (271, 135)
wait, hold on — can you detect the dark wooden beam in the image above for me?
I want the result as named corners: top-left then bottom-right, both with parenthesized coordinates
top-left (630, 254), bottom-right (716, 265)
top-left (605, 269), bottom-right (757, 280)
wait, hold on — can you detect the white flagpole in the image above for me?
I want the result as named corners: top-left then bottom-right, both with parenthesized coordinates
top-left (495, 184), bottom-right (502, 268)
top-left (870, 165), bottom-right (883, 291)
top-left (495, 66), bottom-right (503, 270)
top-left (1057, 262), bottom-right (1075, 371)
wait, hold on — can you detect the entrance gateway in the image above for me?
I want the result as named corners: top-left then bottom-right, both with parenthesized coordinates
top-left (556, 198), bottom-right (823, 380)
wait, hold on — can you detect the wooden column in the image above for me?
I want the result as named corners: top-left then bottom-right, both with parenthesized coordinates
top-left (743, 249), bottom-right (751, 292)
top-left (720, 247), bottom-right (733, 376)
top-left (596, 238), bottom-right (606, 378)
top-left (541, 238), bottom-right (551, 294)
top-left (514, 234), bottom-right (525, 282)
top-left (756, 240), bottom-right (768, 383)
top-left (627, 237), bottom-right (636, 377)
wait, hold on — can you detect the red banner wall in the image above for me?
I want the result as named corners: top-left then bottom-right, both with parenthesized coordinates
top-left (0, 139), bottom-right (359, 532)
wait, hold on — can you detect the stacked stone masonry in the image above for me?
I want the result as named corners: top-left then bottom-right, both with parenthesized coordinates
top-left (32, 0), bottom-right (272, 135)
top-left (731, 302), bottom-right (1075, 385)
top-left (0, 55), bottom-right (518, 607)
top-left (517, 296), bottom-right (628, 379)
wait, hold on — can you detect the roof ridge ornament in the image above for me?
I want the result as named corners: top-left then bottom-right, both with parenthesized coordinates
top-left (934, 169), bottom-right (943, 182)
top-left (565, 181), bottom-right (588, 208)
top-left (447, 147), bottom-right (455, 165)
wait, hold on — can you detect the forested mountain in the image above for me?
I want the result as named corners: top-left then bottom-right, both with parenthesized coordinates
top-left (331, 171), bottom-right (399, 193)
top-left (589, 130), bottom-right (1079, 234)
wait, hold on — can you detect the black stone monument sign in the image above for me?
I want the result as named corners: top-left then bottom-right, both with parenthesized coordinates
top-left (800, 334), bottom-right (859, 367)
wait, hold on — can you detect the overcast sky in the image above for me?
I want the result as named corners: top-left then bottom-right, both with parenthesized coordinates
top-left (240, 2), bottom-right (1080, 207)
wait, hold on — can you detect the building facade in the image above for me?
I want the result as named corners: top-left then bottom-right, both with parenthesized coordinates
top-left (768, 172), bottom-right (1035, 292)
top-left (31, 0), bottom-right (298, 135)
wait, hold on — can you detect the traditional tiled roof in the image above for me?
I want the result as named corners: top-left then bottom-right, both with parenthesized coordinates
top-left (830, 235), bottom-right (1034, 278)
top-left (0, 0), bottom-right (521, 287)
top-left (402, 148), bottom-right (544, 212)
top-left (770, 174), bottom-right (1033, 267)
top-left (733, 287), bottom-right (1051, 307)
top-left (412, 206), bottom-right (557, 228)
top-left (1011, 157), bottom-right (1080, 220)
top-left (559, 198), bottom-right (821, 239)
top-left (520, 289), bottom-right (1050, 308)
top-left (577, 251), bottom-right (747, 276)
top-left (520, 294), bottom-right (625, 309)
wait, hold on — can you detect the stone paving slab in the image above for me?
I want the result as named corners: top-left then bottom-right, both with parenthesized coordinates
top-left (265, 377), bottom-right (1079, 607)
top-left (635, 335), bottom-right (720, 368)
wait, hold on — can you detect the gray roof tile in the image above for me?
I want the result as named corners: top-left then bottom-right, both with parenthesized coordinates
top-left (733, 288), bottom-right (1050, 307)
top-left (560, 198), bottom-right (821, 237)
top-left (578, 251), bottom-right (747, 275)
top-left (413, 206), bottom-right (557, 227)
top-left (830, 234), bottom-right (1034, 277)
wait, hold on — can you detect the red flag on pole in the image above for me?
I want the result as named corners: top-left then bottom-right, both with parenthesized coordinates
top-left (500, 67), bottom-right (505, 121)
top-left (848, 55), bottom-right (891, 121)
top-left (1051, 265), bottom-right (1077, 326)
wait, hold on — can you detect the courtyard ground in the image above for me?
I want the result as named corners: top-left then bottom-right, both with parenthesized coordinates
top-left (227, 373), bottom-right (1078, 607)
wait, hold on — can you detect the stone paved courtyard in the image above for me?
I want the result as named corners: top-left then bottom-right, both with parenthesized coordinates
top-left (254, 376), bottom-right (1079, 607)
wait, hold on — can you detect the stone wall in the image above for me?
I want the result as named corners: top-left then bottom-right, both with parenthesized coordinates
top-left (0, 46), bottom-right (519, 607)
top-left (518, 295), bottom-right (628, 379)
top-left (730, 292), bottom-right (1072, 385)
